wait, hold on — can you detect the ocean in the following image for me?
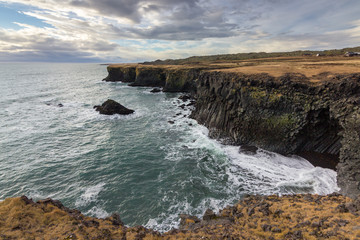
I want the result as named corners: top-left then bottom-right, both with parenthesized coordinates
top-left (0, 62), bottom-right (339, 232)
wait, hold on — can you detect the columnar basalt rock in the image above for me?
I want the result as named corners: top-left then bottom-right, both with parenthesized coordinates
top-left (103, 66), bottom-right (136, 82)
top-left (103, 65), bottom-right (200, 93)
top-left (131, 67), bottom-right (166, 87)
top-left (163, 68), bottom-right (200, 92)
top-left (103, 64), bottom-right (360, 198)
top-left (190, 72), bottom-right (360, 198)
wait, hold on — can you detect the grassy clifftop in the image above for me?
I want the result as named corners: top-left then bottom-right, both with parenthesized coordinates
top-left (142, 46), bottom-right (360, 65)
top-left (108, 55), bottom-right (360, 86)
top-left (1, 194), bottom-right (360, 239)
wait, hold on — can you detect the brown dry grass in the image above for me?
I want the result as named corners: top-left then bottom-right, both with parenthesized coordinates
top-left (165, 194), bottom-right (360, 240)
top-left (216, 57), bottom-right (360, 79)
top-left (109, 56), bottom-right (360, 84)
top-left (1, 194), bottom-right (360, 239)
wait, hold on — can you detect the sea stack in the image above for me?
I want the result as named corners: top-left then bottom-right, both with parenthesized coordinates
top-left (94, 99), bottom-right (134, 115)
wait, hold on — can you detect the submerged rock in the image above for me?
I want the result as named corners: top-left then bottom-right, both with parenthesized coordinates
top-left (178, 94), bottom-right (191, 102)
top-left (94, 99), bottom-right (134, 115)
top-left (239, 145), bottom-right (258, 155)
top-left (150, 88), bottom-right (162, 93)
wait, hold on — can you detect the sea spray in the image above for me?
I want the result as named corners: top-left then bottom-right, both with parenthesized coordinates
top-left (0, 63), bottom-right (338, 232)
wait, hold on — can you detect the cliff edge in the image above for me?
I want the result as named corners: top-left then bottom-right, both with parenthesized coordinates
top-left (104, 57), bottom-right (360, 199)
top-left (1, 194), bottom-right (360, 239)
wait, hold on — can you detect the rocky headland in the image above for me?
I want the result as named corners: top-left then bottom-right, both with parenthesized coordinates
top-left (103, 57), bottom-right (360, 199)
top-left (3, 55), bottom-right (360, 239)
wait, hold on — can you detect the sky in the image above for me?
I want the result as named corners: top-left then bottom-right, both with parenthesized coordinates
top-left (0, 0), bottom-right (360, 63)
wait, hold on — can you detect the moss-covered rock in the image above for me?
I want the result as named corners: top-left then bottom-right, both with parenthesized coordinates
top-left (190, 71), bottom-right (360, 198)
top-left (104, 65), bottom-right (200, 92)
top-left (163, 68), bottom-right (200, 92)
top-left (102, 64), bottom-right (360, 198)
top-left (103, 66), bottom-right (136, 82)
top-left (130, 67), bottom-right (166, 87)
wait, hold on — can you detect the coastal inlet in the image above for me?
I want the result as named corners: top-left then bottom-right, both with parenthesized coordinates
top-left (0, 63), bottom-right (338, 232)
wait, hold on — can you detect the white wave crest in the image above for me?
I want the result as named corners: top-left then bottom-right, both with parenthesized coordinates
top-left (75, 183), bottom-right (105, 207)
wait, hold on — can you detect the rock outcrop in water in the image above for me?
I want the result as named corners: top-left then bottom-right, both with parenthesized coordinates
top-left (1, 194), bottom-right (360, 239)
top-left (104, 63), bottom-right (360, 199)
top-left (94, 99), bottom-right (134, 115)
top-left (150, 87), bottom-right (162, 93)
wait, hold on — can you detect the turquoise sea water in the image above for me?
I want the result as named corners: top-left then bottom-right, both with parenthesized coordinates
top-left (0, 63), bottom-right (339, 231)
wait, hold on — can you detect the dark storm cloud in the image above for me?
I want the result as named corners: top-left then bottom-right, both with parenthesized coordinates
top-left (67, 0), bottom-right (247, 40)
top-left (69, 0), bottom-right (200, 23)
top-left (3, 0), bottom-right (360, 62)
top-left (70, 0), bottom-right (143, 22)
top-left (127, 22), bottom-right (239, 41)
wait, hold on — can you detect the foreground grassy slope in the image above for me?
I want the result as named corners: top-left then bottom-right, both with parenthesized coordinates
top-left (1, 194), bottom-right (360, 239)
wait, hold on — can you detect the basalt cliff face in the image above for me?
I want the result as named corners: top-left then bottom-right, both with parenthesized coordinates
top-left (103, 65), bottom-right (200, 92)
top-left (104, 64), bottom-right (360, 199)
top-left (191, 71), bottom-right (360, 199)
top-left (2, 59), bottom-right (360, 239)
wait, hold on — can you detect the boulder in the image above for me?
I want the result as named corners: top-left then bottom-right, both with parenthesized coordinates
top-left (239, 145), bottom-right (258, 155)
top-left (94, 99), bottom-right (134, 115)
top-left (178, 94), bottom-right (191, 102)
top-left (203, 209), bottom-right (216, 221)
top-left (150, 88), bottom-right (162, 93)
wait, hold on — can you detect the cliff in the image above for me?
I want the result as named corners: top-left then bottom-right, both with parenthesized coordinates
top-left (2, 56), bottom-right (360, 239)
top-left (103, 64), bottom-right (203, 92)
top-left (1, 194), bottom-right (360, 239)
top-left (191, 71), bottom-right (360, 199)
top-left (104, 57), bottom-right (360, 199)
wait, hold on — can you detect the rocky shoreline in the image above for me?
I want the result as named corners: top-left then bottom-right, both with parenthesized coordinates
top-left (103, 63), bottom-right (360, 199)
top-left (2, 58), bottom-right (360, 239)
top-left (1, 194), bottom-right (359, 239)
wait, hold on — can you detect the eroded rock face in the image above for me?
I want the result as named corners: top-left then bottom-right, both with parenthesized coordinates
top-left (103, 66), bottom-right (136, 82)
top-left (94, 99), bottom-right (134, 115)
top-left (163, 68), bottom-right (199, 92)
top-left (103, 65), bottom-right (200, 92)
top-left (130, 67), bottom-right (166, 87)
top-left (102, 65), bottom-right (360, 198)
top-left (190, 72), bottom-right (360, 198)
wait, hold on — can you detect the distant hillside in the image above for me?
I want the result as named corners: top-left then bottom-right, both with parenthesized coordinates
top-left (143, 46), bottom-right (360, 65)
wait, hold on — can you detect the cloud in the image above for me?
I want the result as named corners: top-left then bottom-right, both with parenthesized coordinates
top-left (2, 0), bottom-right (261, 40)
top-left (0, 0), bottom-right (360, 62)
top-left (0, 20), bottom-right (120, 62)
top-left (69, 0), bottom-right (143, 23)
